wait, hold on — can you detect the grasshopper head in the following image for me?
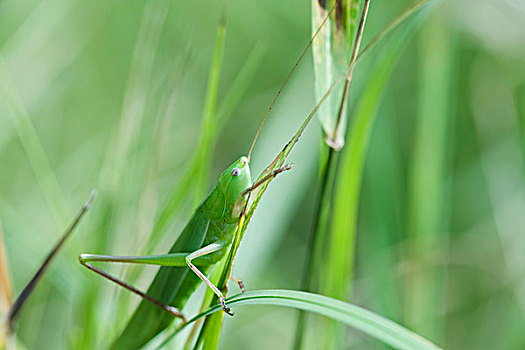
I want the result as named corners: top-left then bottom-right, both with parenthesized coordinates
top-left (220, 156), bottom-right (251, 209)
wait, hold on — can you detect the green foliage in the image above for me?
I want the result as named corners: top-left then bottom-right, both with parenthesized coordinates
top-left (1, 0), bottom-right (524, 349)
top-left (168, 289), bottom-right (441, 350)
top-left (311, 0), bottom-right (361, 149)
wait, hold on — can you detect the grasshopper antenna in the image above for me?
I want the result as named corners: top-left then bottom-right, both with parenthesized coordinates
top-left (247, 0), bottom-right (341, 161)
top-left (6, 189), bottom-right (98, 331)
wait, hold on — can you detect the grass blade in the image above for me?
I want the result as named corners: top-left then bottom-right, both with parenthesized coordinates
top-left (405, 7), bottom-right (454, 341)
top-left (296, 1), bottom-right (438, 347)
top-left (515, 83), bottom-right (525, 168)
top-left (295, 1), bottom-right (371, 348)
top-left (149, 21), bottom-right (265, 251)
top-left (0, 59), bottom-right (69, 229)
top-left (82, 1), bottom-right (170, 345)
top-left (114, 4), bottom-right (231, 347)
top-left (165, 289), bottom-right (442, 350)
top-left (193, 5), bottom-right (228, 203)
top-left (320, 27), bottom-right (412, 348)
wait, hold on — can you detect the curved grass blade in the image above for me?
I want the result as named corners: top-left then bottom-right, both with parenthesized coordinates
top-left (162, 289), bottom-right (442, 350)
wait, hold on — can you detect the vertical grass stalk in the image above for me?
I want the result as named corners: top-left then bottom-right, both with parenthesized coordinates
top-left (294, 1), bottom-right (369, 348)
top-left (193, 4), bottom-right (228, 203)
top-left (83, 1), bottom-right (169, 347)
top-left (405, 6), bottom-right (452, 342)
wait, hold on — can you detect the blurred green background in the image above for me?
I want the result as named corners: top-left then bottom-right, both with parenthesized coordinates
top-left (1, 0), bottom-right (525, 349)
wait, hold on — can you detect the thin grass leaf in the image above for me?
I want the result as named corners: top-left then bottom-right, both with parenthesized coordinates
top-left (321, 25), bottom-right (413, 347)
top-left (163, 289), bottom-right (442, 350)
top-left (325, 0), bottom-right (437, 316)
top-left (114, 4), bottom-right (246, 347)
top-left (193, 6), bottom-right (228, 204)
top-left (357, 0), bottom-right (437, 60)
top-left (86, 1), bottom-right (170, 345)
top-left (133, 34), bottom-right (262, 335)
top-left (295, 1), bottom-right (371, 347)
top-left (405, 9), bottom-right (453, 340)
top-left (296, 1), bottom-right (438, 348)
top-left (149, 35), bottom-right (265, 251)
top-left (515, 83), bottom-right (525, 168)
top-left (191, 2), bottom-right (441, 347)
top-left (97, 0), bottom-right (168, 198)
top-left (323, 0), bottom-right (438, 343)
top-left (0, 59), bottom-right (69, 229)
top-left (216, 42), bottom-right (266, 129)
top-left (188, 34), bottom-right (357, 350)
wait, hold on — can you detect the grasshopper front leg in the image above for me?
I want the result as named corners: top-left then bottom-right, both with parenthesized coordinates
top-left (184, 243), bottom-right (234, 316)
top-left (241, 163), bottom-right (294, 197)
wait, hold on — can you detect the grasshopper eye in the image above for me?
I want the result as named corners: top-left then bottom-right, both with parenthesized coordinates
top-left (231, 167), bottom-right (240, 177)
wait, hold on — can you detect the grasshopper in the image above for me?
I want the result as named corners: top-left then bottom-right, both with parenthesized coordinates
top-left (79, 2), bottom-right (344, 349)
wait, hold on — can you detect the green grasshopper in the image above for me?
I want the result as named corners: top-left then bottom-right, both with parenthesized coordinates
top-left (80, 156), bottom-right (294, 349)
top-left (79, 3), bottom-right (343, 349)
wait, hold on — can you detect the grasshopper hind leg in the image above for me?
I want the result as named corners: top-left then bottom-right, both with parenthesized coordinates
top-left (79, 256), bottom-right (187, 322)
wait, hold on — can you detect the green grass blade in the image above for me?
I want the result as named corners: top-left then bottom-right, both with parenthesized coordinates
top-left (0, 59), bottom-right (69, 229)
top-left (84, 0), bottom-right (169, 345)
top-left (357, 0), bottom-right (437, 61)
top-left (515, 83), bottom-right (525, 168)
top-left (164, 289), bottom-right (442, 350)
top-left (216, 42), bottom-right (266, 129)
top-left (149, 41), bottom-right (265, 249)
top-left (296, 1), bottom-right (438, 347)
top-left (405, 8), bottom-right (453, 341)
top-left (151, 41), bottom-right (266, 350)
top-left (296, 1), bottom-right (371, 347)
top-left (98, 0), bottom-right (168, 196)
top-left (114, 5), bottom-right (230, 348)
top-left (148, 16), bottom-right (266, 252)
top-left (320, 28), bottom-right (412, 348)
top-left (193, 6), bottom-right (228, 203)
